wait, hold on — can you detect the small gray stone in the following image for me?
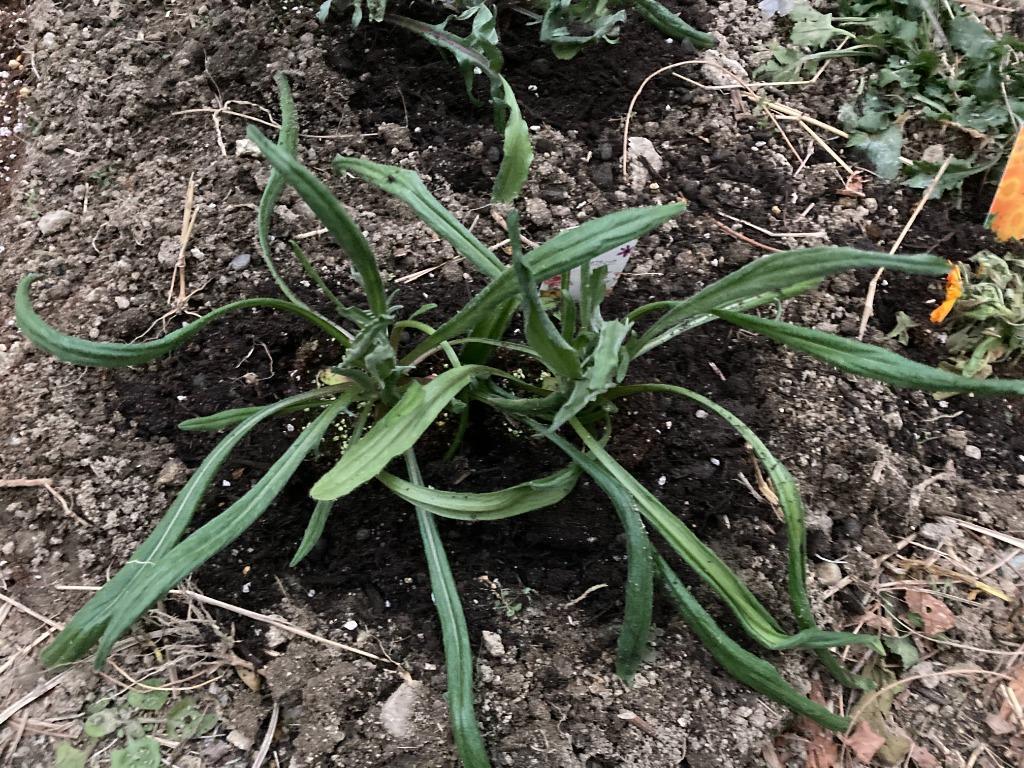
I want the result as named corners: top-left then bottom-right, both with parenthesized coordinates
top-left (626, 137), bottom-right (663, 192)
top-left (156, 458), bottom-right (188, 487)
top-left (40, 32), bottom-right (57, 48)
top-left (525, 197), bottom-right (552, 227)
top-left (815, 562), bottom-right (843, 586)
top-left (114, 296), bottom-right (130, 310)
top-left (157, 237), bottom-right (180, 268)
top-left (229, 253), bottom-right (252, 270)
top-left (964, 444), bottom-right (982, 460)
top-left (37, 210), bottom-right (74, 236)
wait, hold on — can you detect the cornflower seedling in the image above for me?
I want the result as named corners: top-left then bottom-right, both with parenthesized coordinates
top-left (18, 75), bottom-right (1024, 768)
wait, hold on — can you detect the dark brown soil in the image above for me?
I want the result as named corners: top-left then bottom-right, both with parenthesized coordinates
top-left (0, 3), bottom-right (26, 210)
top-left (2, 2), bottom-right (1023, 767)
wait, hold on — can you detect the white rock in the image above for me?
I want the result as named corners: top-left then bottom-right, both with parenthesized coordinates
top-left (234, 138), bottom-right (261, 158)
top-left (481, 630), bottom-right (505, 658)
top-left (114, 296), bottom-right (130, 310)
top-left (627, 137), bottom-right (663, 192)
top-left (380, 680), bottom-right (422, 741)
top-left (965, 445), bottom-right (982, 460)
top-left (226, 729), bottom-right (253, 751)
top-left (37, 210), bottom-right (74, 236)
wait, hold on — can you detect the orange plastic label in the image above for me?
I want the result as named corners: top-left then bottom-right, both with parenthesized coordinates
top-left (988, 128), bottom-right (1024, 242)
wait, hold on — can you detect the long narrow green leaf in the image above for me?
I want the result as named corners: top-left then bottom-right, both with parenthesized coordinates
top-left (512, 215), bottom-right (582, 380)
top-left (178, 390), bottom-right (353, 432)
top-left (549, 319), bottom-right (631, 432)
top-left (42, 385), bottom-right (351, 666)
top-left (290, 499), bottom-right (334, 567)
top-left (631, 279), bottom-right (821, 357)
top-left (569, 419), bottom-right (884, 654)
top-left (715, 310), bottom-right (1024, 397)
top-left (404, 204), bottom-right (684, 363)
top-left (633, 0), bottom-right (716, 48)
top-left (290, 241), bottom-right (369, 327)
top-left (656, 556), bottom-right (850, 732)
top-left (257, 73), bottom-right (307, 307)
top-left (404, 451), bottom-right (492, 768)
top-left (246, 127), bottom-right (388, 317)
top-left (610, 383), bottom-right (874, 690)
top-left (16, 275), bottom-right (349, 368)
top-left (311, 365), bottom-right (493, 500)
top-left (532, 425), bottom-right (652, 684)
top-left (462, 299), bottom-right (519, 366)
top-left (490, 75), bottom-right (532, 203)
top-left (91, 397), bottom-right (350, 665)
top-left (378, 465), bottom-right (579, 521)
top-left (385, 13), bottom-right (532, 202)
top-left (639, 248), bottom-right (948, 349)
top-left (333, 157), bottom-right (503, 279)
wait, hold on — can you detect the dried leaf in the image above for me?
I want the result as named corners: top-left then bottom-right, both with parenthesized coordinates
top-left (806, 731), bottom-right (839, 768)
top-left (904, 590), bottom-right (957, 636)
top-left (986, 713), bottom-right (1015, 735)
top-left (837, 171), bottom-right (866, 198)
top-left (230, 653), bottom-right (261, 692)
top-left (800, 682), bottom-right (839, 768)
top-left (845, 720), bottom-right (886, 764)
top-left (910, 745), bottom-right (940, 768)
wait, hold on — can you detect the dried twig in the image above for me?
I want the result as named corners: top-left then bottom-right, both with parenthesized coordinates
top-left (251, 701), bottom-right (280, 768)
top-left (711, 219), bottom-right (782, 252)
top-left (562, 583), bottom-right (609, 608)
top-left (58, 584), bottom-right (404, 674)
top-left (857, 156), bottom-right (953, 339)
top-left (0, 671), bottom-right (71, 727)
top-left (0, 478), bottom-right (89, 527)
top-left (168, 174), bottom-right (198, 308)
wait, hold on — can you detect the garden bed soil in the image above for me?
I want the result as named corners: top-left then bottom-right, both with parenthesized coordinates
top-left (1, 1), bottom-right (1023, 767)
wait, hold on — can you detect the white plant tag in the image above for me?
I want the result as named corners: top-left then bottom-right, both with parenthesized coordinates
top-left (540, 239), bottom-right (637, 300)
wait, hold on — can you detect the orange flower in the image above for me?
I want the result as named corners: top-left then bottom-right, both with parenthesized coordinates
top-left (989, 129), bottom-right (1024, 242)
top-left (930, 264), bottom-right (963, 324)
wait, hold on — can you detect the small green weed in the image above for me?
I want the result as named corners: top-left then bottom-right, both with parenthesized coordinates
top-left (53, 680), bottom-right (216, 768)
top-left (761, 0), bottom-right (1024, 193)
top-left (18, 75), bottom-right (1024, 767)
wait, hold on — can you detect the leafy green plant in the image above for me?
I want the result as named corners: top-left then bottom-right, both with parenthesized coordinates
top-left (19, 76), bottom-right (1024, 767)
top-left (317, 0), bottom-right (713, 204)
top-left (53, 681), bottom-right (216, 767)
top-left (320, 0), bottom-right (715, 55)
top-left (760, 0), bottom-right (1024, 192)
top-left (934, 251), bottom-right (1024, 379)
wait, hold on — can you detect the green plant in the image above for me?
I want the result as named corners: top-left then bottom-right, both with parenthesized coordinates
top-left (320, 0), bottom-right (715, 55)
top-left (317, 0), bottom-right (713, 204)
top-left (53, 680), bottom-right (216, 768)
top-left (935, 251), bottom-right (1024, 379)
top-left (19, 76), bottom-right (1024, 766)
top-left (760, 0), bottom-right (1024, 193)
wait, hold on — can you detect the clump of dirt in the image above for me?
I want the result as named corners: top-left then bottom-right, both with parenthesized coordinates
top-left (0, 4), bottom-right (28, 210)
